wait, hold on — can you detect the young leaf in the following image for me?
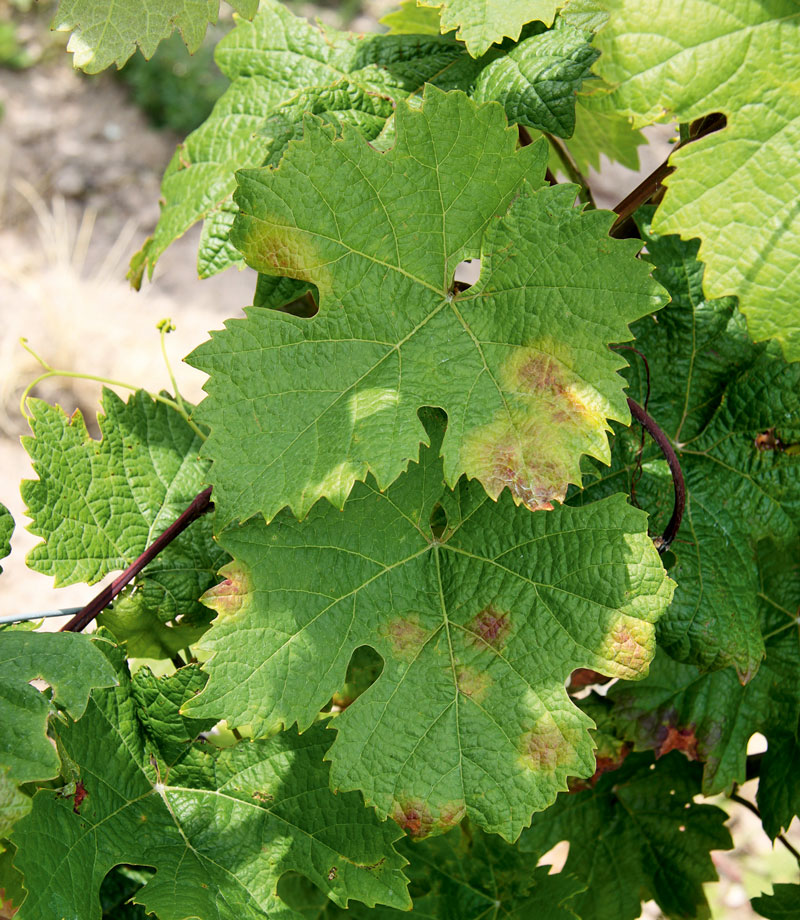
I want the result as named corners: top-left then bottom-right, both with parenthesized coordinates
top-left (519, 752), bottom-right (733, 920)
top-left (51, 0), bottom-right (257, 73)
top-left (22, 390), bottom-right (227, 630)
top-left (576, 211), bottom-right (800, 680)
top-left (752, 886), bottom-right (800, 920)
top-left (190, 87), bottom-right (665, 524)
top-left (594, 0), bottom-right (800, 361)
top-left (11, 648), bottom-right (410, 920)
top-left (0, 631), bottom-right (116, 835)
top-left (279, 825), bottom-right (585, 918)
top-left (418, 0), bottom-right (566, 56)
top-left (563, 93), bottom-right (643, 174)
top-left (0, 503), bottom-right (11, 575)
top-left (182, 413), bottom-right (673, 841)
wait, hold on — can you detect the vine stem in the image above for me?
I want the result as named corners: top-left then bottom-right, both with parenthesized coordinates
top-left (729, 793), bottom-right (800, 863)
top-left (61, 487), bottom-right (213, 633)
top-left (610, 113), bottom-right (726, 238)
top-left (18, 338), bottom-right (206, 441)
top-left (627, 398), bottom-right (686, 553)
top-left (545, 133), bottom-right (596, 208)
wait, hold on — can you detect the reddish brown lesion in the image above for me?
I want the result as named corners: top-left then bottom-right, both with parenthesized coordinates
top-left (391, 799), bottom-right (433, 838)
top-left (519, 720), bottom-right (576, 772)
top-left (390, 797), bottom-right (465, 838)
top-left (72, 781), bottom-right (87, 815)
top-left (467, 606), bottom-right (511, 650)
top-left (568, 743), bottom-right (632, 792)
top-left (656, 724), bottom-right (699, 760)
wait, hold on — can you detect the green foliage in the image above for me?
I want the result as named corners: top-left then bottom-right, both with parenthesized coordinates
top-left (418, 0), bottom-right (566, 55)
top-left (519, 750), bottom-right (733, 920)
top-left (0, 630), bottom-right (116, 837)
top-left (11, 646), bottom-right (410, 919)
top-left (0, 503), bottom-right (11, 574)
top-left (116, 30), bottom-right (229, 135)
top-left (6, 0), bottom-right (800, 917)
top-left (594, 0), bottom-right (800, 361)
top-left (183, 413), bottom-right (673, 839)
top-left (753, 886), bottom-right (800, 920)
top-left (51, 0), bottom-right (258, 73)
top-left (22, 389), bottom-right (227, 656)
top-left (190, 88), bottom-right (664, 524)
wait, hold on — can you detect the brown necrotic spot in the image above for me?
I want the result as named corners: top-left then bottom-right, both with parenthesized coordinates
top-left (519, 718), bottom-right (576, 772)
top-left (391, 799), bottom-right (433, 838)
top-left (467, 606), bottom-right (510, 650)
top-left (456, 666), bottom-right (491, 702)
top-left (201, 561), bottom-right (253, 620)
top-left (461, 343), bottom-right (612, 513)
top-left (656, 724), bottom-right (699, 761)
top-left (382, 616), bottom-right (429, 661)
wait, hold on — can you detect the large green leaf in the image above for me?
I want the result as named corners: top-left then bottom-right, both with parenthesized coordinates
top-left (189, 88), bottom-right (665, 525)
top-left (594, 0), bottom-right (800, 361)
top-left (756, 727), bottom-right (800, 840)
top-left (22, 390), bottom-right (227, 639)
top-left (182, 413), bottom-right (673, 840)
top-left (0, 503), bottom-right (11, 575)
top-left (51, 0), bottom-right (257, 73)
top-left (518, 752), bottom-right (733, 920)
top-left (575, 210), bottom-right (800, 680)
top-left (0, 631), bottom-right (116, 837)
top-left (279, 825), bottom-right (584, 918)
top-left (380, 2), bottom-right (443, 35)
top-left (135, 2), bottom-right (599, 281)
top-left (418, 0), bottom-right (566, 56)
top-left (11, 649), bottom-right (410, 919)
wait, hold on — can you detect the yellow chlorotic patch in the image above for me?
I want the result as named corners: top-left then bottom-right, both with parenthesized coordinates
top-left (519, 716), bottom-right (578, 772)
top-left (201, 561), bottom-right (253, 620)
top-left (461, 342), bottom-right (613, 511)
top-left (381, 616), bottom-right (430, 661)
top-left (349, 387), bottom-right (400, 423)
top-left (455, 666), bottom-right (491, 702)
top-left (598, 615), bottom-right (654, 678)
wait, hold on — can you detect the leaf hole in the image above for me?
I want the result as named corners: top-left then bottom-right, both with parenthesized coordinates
top-left (429, 502), bottom-right (447, 539)
top-left (330, 645), bottom-right (383, 711)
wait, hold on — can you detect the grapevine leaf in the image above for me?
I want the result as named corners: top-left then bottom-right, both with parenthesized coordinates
top-left (608, 542), bottom-right (800, 796)
top-left (190, 87), bottom-right (665, 524)
top-left (0, 841), bottom-right (24, 916)
top-left (473, 23), bottom-right (599, 137)
top-left (130, 664), bottom-right (218, 768)
top-left (136, 2), bottom-right (600, 281)
top-left (756, 728), bottom-right (800, 840)
top-left (594, 0), bottom-right (800, 361)
top-left (418, 0), bottom-right (566, 56)
top-left (380, 2), bottom-right (443, 35)
top-left (182, 413), bottom-right (673, 840)
top-left (0, 631), bottom-right (116, 837)
top-left (22, 390), bottom-right (227, 633)
top-left (134, 0), bottom-right (480, 281)
top-left (752, 886), bottom-right (800, 920)
top-left (0, 503), bottom-right (11, 575)
top-left (51, 0), bottom-right (257, 73)
top-left (576, 211), bottom-right (800, 679)
top-left (11, 648), bottom-right (410, 920)
top-left (279, 826), bottom-right (584, 918)
top-left (518, 752), bottom-right (733, 920)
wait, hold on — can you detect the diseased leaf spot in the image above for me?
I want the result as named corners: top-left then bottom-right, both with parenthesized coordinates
top-left (72, 781), bottom-right (88, 814)
top-left (391, 798), bottom-right (433, 837)
top-left (519, 719), bottom-right (575, 772)
top-left (456, 666), bottom-right (491, 701)
top-left (461, 343), bottom-right (612, 512)
top-left (201, 561), bottom-right (253, 620)
top-left (656, 724), bottom-right (699, 761)
top-left (467, 606), bottom-right (510, 649)
top-left (382, 616), bottom-right (429, 661)
top-left (599, 617), bottom-right (652, 676)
